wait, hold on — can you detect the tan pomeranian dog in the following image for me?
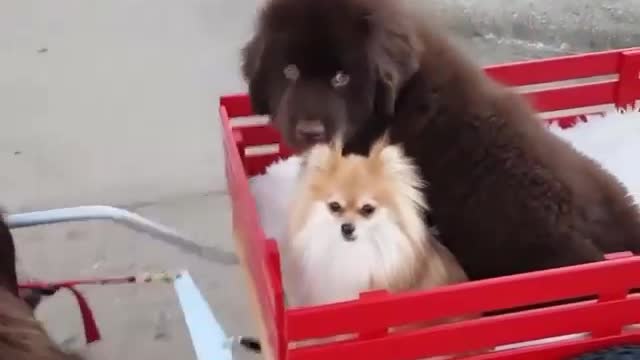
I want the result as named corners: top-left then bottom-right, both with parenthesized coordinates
top-left (281, 136), bottom-right (476, 357)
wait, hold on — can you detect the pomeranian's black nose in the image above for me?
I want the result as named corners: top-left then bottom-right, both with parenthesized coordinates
top-left (341, 223), bottom-right (355, 239)
top-left (295, 120), bottom-right (326, 143)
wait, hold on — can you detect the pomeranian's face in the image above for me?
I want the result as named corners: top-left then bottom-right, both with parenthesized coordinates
top-left (289, 137), bottom-right (427, 246)
top-left (285, 137), bottom-right (431, 304)
top-left (297, 158), bottom-right (393, 243)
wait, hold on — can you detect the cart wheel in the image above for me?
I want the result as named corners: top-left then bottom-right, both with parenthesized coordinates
top-left (573, 345), bottom-right (640, 359)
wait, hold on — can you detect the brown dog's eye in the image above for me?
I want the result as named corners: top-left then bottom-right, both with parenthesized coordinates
top-left (359, 204), bottom-right (376, 217)
top-left (284, 64), bottom-right (300, 81)
top-left (328, 201), bottom-right (343, 213)
top-left (331, 71), bottom-right (350, 88)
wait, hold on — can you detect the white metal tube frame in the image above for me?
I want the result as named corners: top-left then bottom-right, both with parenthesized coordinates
top-left (8, 205), bottom-right (189, 244)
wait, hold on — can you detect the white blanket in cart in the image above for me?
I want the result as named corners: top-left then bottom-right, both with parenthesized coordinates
top-left (548, 108), bottom-right (640, 205)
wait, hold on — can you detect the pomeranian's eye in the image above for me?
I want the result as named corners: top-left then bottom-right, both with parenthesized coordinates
top-left (328, 201), bottom-right (343, 213)
top-left (331, 71), bottom-right (350, 88)
top-left (359, 204), bottom-right (376, 217)
top-left (283, 64), bottom-right (300, 81)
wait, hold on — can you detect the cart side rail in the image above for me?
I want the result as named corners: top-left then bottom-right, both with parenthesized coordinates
top-left (284, 254), bottom-right (640, 359)
top-left (220, 104), bottom-right (286, 360)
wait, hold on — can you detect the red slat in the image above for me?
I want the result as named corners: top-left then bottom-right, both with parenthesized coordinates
top-left (523, 80), bottom-right (617, 112)
top-left (484, 48), bottom-right (629, 86)
top-left (288, 299), bottom-right (640, 360)
top-left (234, 125), bottom-right (284, 147)
top-left (286, 256), bottom-right (640, 340)
top-left (220, 93), bottom-right (253, 118)
top-left (472, 333), bottom-right (640, 360)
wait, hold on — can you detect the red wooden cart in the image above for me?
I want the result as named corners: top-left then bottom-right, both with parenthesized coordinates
top-left (220, 46), bottom-right (640, 360)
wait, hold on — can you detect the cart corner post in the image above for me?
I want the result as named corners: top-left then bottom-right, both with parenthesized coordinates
top-left (357, 290), bottom-right (390, 341)
top-left (591, 252), bottom-right (636, 339)
top-left (615, 50), bottom-right (640, 109)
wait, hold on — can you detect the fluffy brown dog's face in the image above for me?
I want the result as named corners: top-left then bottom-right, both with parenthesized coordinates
top-left (241, 0), bottom-right (420, 151)
top-left (272, 42), bottom-right (376, 150)
top-left (271, 41), bottom-right (376, 150)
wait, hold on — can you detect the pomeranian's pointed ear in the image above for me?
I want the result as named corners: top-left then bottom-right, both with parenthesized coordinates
top-left (369, 134), bottom-right (422, 185)
top-left (368, 132), bottom-right (391, 158)
top-left (368, 132), bottom-right (398, 173)
top-left (300, 144), bottom-right (332, 173)
top-left (329, 135), bottom-right (345, 155)
top-left (301, 140), bottom-right (343, 174)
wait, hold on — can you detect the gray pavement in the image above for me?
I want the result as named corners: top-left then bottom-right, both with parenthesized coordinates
top-left (0, 0), bottom-right (262, 210)
top-left (422, 0), bottom-right (640, 53)
top-left (1, 0), bottom-right (637, 359)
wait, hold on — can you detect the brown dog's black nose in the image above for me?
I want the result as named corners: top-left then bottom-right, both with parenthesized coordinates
top-left (295, 120), bottom-right (326, 143)
top-left (341, 223), bottom-right (355, 240)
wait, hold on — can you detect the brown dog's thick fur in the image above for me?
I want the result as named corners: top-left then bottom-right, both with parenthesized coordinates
top-left (242, 0), bottom-right (640, 283)
top-left (0, 216), bottom-right (82, 360)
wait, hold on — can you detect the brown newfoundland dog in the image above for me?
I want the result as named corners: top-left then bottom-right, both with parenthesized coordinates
top-left (1, 215), bottom-right (82, 360)
top-left (240, 0), bottom-right (640, 282)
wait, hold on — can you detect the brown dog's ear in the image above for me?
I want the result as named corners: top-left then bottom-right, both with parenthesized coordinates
top-left (367, 13), bottom-right (422, 116)
top-left (241, 32), bottom-right (271, 115)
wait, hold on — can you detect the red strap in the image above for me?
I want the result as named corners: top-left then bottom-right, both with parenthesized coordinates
top-left (60, 285), bottom-right (101, 344)
top-left (18, 283), bottom-right (101, 344)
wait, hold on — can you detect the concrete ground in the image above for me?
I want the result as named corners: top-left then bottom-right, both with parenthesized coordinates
top-left (425, 0), bottom-right (640, 54)
top-left (0, 0), bottom-right (635, 359)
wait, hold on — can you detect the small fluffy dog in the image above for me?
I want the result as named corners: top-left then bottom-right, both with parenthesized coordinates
top-left (283, 136), bottom-right (468, 309)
